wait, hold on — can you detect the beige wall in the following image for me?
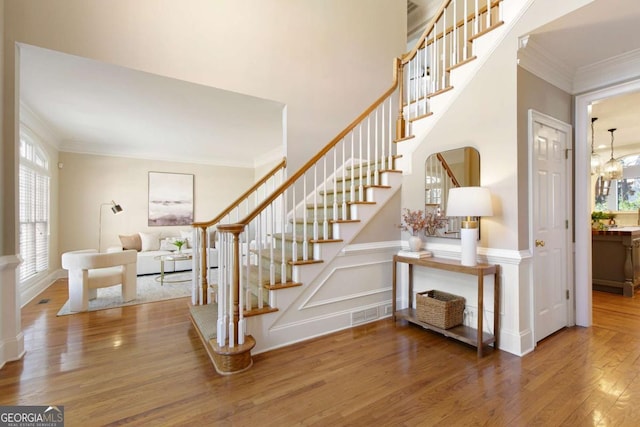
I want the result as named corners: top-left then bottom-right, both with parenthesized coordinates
top-left (517, 67), bottom-right (573, 249)
top-left (2, 0), bottom-right (406, 256)
top-left (57, 152), bottom-right (253, 266)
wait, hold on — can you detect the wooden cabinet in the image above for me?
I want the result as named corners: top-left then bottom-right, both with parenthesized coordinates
top-left (592, 227), bottom-right (640, 297)
top-left (392, 255), bottom-right (500, 357)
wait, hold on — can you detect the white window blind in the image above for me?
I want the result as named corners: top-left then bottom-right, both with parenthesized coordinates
top-left (19, 134), bottom-right (50, 282)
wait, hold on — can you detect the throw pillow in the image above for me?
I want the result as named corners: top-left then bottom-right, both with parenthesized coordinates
top-left (159, 237), bottom-right (177, 251)
top-left (139, 231), bottom-right (161, 251)
top-left (119, 234), bottom-right (142, 251)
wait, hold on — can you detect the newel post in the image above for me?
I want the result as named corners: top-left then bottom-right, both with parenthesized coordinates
top-left (197, 225), bottom-right (209, 305)
top-left (213, 224), bottom-right (256, 375)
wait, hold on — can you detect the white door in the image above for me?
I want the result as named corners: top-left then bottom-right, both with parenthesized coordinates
top-left (529, 110), bottom-right (572, 343)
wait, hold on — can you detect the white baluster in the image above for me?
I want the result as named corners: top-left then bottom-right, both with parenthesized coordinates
top-left (486, 0), bottom-right (491, 30)
top-left (333, 146), bottom-right (338, 223)
top-left (313, 165), bottom-right (318, 241)
top-left (292, 184), bottom-right (297, 262)
top-left (442, 8), bottom-right (447, 89)
top-left (342, 138), bottom-right (347, 220)
top-left (358, 126), bottom-right (364, 202)
top-left (350, 133), bottom-right (355, 203)
top-left (269, 204), bottom-right (275, 286)
top-left (388, 97), bottom-right (393, 170)
top-left (475, 0), bottom-right (479, 35)
top-left (374, 107), bottom-right (379, 186)
top-left (453, 0), bottom-right (458, 66)
top-left (303, 173), bottom-right (309, 261)
top-left (323, 157), bottom-right (328, 240)
top-left (366, 116), bottom-right (371, 187)
top-left (281, 190), bottom-right (287, 283)
top-left (463, 0), bottom-right (468, 60)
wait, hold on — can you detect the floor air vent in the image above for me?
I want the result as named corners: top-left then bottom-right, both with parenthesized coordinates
top-left (351, 307), bottom-right (379, 325)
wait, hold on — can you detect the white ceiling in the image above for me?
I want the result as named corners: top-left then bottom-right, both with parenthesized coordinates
top-left (19, 44), bottom-right (285, 168)
top-left (523, 0), bottom-right (640, 156)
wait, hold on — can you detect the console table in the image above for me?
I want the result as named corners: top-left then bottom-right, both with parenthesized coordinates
top-left (392, 255), bottom-right (500, 357)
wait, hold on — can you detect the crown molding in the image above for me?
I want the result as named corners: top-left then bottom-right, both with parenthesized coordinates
top-left (517, 36), bottom-right (574, 93)
top-left (573, 47), bottom-right (640, 94)
top-left (518, 36), bottom-right (640, 95)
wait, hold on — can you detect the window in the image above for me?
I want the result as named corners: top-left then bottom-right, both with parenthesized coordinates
top-left (595, 154), bottom-right (640, 212)
top-left (19, 132), bottom-right (50, 282)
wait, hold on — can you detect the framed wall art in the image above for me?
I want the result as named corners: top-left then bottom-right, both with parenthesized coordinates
top-left (148, 172), bottom-right (194, 226)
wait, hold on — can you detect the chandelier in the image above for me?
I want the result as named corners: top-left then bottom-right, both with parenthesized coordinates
top-left (590, 117), bottom-right (602, 175)
top-left (602, 128), bottom-right (623, 181)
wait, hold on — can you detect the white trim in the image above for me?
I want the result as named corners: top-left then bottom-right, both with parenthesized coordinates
top-left (574, 48), bottom-right (640, 95)
top-left (517, 37), bottom-right (574, 93)
top-left (575, 78), bottom-right (640, 327)
top-left (300, 260), bottom-right (392, 309)
top-left (518, 38), bottom-right (640, 96)
top-left (0, 255), bottom-right (25, 369)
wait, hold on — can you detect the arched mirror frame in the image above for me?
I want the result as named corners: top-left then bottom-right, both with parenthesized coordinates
top-left (424, 146), bottom-right (481, 238)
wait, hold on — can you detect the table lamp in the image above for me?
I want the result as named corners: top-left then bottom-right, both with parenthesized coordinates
top-left (446, 187), bottom-right (493, 266)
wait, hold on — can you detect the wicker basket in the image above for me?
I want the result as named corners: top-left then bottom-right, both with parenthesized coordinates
top-left (415, 290), bottom-right (465, 329)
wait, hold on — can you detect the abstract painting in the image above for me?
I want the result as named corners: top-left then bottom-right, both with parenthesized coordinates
top-left (148, 172), bottom-right (194, 226)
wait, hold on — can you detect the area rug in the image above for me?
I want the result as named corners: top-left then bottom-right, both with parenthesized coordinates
top-left (57, 272), bottom-right (192, 316)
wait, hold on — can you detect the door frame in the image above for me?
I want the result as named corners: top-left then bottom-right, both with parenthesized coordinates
top-left (528, 109), bottom-right (574, 341)
top-left (575, 78), bottom-right (640, 326)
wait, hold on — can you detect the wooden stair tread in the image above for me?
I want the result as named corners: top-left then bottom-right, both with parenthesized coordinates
top-left (426, 86), bottom-right (453, 99)
top-left (289, 259), bottom-right (323, 266)
top-left (409, 112), bottom-right (434, 123)
top-left (469, 21), bottom-right (504, 42)
top-left (244, 305), bottom-right (278, 317)
top-left (330, 219), bottom-right (360, 224)
top-left (446, 55), bottom-right (477, 72)
top-left (394, 135), bottom-right (415, 143)
top-left (347, 201), bottom-right (376, 205)
top-left (264, 281), bottom-right (303, 291)
top-left (309, 238), bottom-right (343, 244)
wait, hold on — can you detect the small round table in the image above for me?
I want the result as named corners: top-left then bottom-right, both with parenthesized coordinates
top-left (154, 252), bottom-right (193, 285)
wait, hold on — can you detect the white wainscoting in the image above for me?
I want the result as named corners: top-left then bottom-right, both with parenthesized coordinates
top-left (0, 255), bottom-right (25, 369)
top-left (248, 240), bottom-right (534, 357)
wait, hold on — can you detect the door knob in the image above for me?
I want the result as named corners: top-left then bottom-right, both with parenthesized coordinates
top-left (535, 239), bottom-right (545, 247)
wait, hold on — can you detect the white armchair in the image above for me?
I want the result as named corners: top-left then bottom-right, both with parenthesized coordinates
top-left (61, 249), bottom-right (138, 312)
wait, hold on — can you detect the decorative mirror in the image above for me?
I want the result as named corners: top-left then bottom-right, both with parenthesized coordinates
top-left (424, 147), bottom-right (480, 238)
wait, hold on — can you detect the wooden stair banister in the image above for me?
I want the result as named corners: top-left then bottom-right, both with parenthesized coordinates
top-left (195, 0), bottom-right (506, 375)
top-left (191, 157), bottom-right (286, 305)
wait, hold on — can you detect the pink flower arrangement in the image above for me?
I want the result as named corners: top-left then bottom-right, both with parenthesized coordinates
top-left (399, 208), bottom-right (448, 236)
top-left (399, 208), bottom-right (428, 236)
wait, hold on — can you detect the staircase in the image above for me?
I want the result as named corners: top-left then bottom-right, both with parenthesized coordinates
top-left (190, 0), bottom-right (513, 374)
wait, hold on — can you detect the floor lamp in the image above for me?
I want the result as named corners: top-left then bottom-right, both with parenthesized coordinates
top-left (446, 187), bottom-right (493, 266)
top-left (99, 200), bottom-right (123, 252)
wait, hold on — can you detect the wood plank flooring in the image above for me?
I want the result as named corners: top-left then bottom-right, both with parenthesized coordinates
top-left (2, 282), bottom-right (640, 426)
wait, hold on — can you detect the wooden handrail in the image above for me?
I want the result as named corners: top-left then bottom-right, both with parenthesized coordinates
top-left (192, 157), bottom-right (286, 228)
top-left (402, 0), bottom-right (451, 65)
top-left (402, 0), bottom-right (499, 65)
top-left (436, 152), bottom-right (461, 188)
top-left (223, 57), bottom-right (402, 229)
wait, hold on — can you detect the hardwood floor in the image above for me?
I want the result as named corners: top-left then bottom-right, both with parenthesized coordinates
top-left (3, 283), bottom-right (640, 426)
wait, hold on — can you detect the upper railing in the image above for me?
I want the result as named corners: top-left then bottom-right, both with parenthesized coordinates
top-left (398, 0), bottom-right (503, 136)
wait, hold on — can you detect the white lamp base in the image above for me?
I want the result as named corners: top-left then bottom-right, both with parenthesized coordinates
top-left (460, 227), bottom-right (478, 266)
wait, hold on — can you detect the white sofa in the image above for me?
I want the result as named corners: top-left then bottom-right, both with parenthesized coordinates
top-left (110, 231), bottom-right (218, 276)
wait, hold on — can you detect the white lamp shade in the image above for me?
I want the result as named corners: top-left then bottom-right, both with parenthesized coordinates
top-left (446, 187), bottom-right (493, 218)
top-left (446, 186), bottom-right (492, 267)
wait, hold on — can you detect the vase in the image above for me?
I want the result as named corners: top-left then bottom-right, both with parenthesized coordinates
top-left (408, 236), bottom-right (422, 252)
